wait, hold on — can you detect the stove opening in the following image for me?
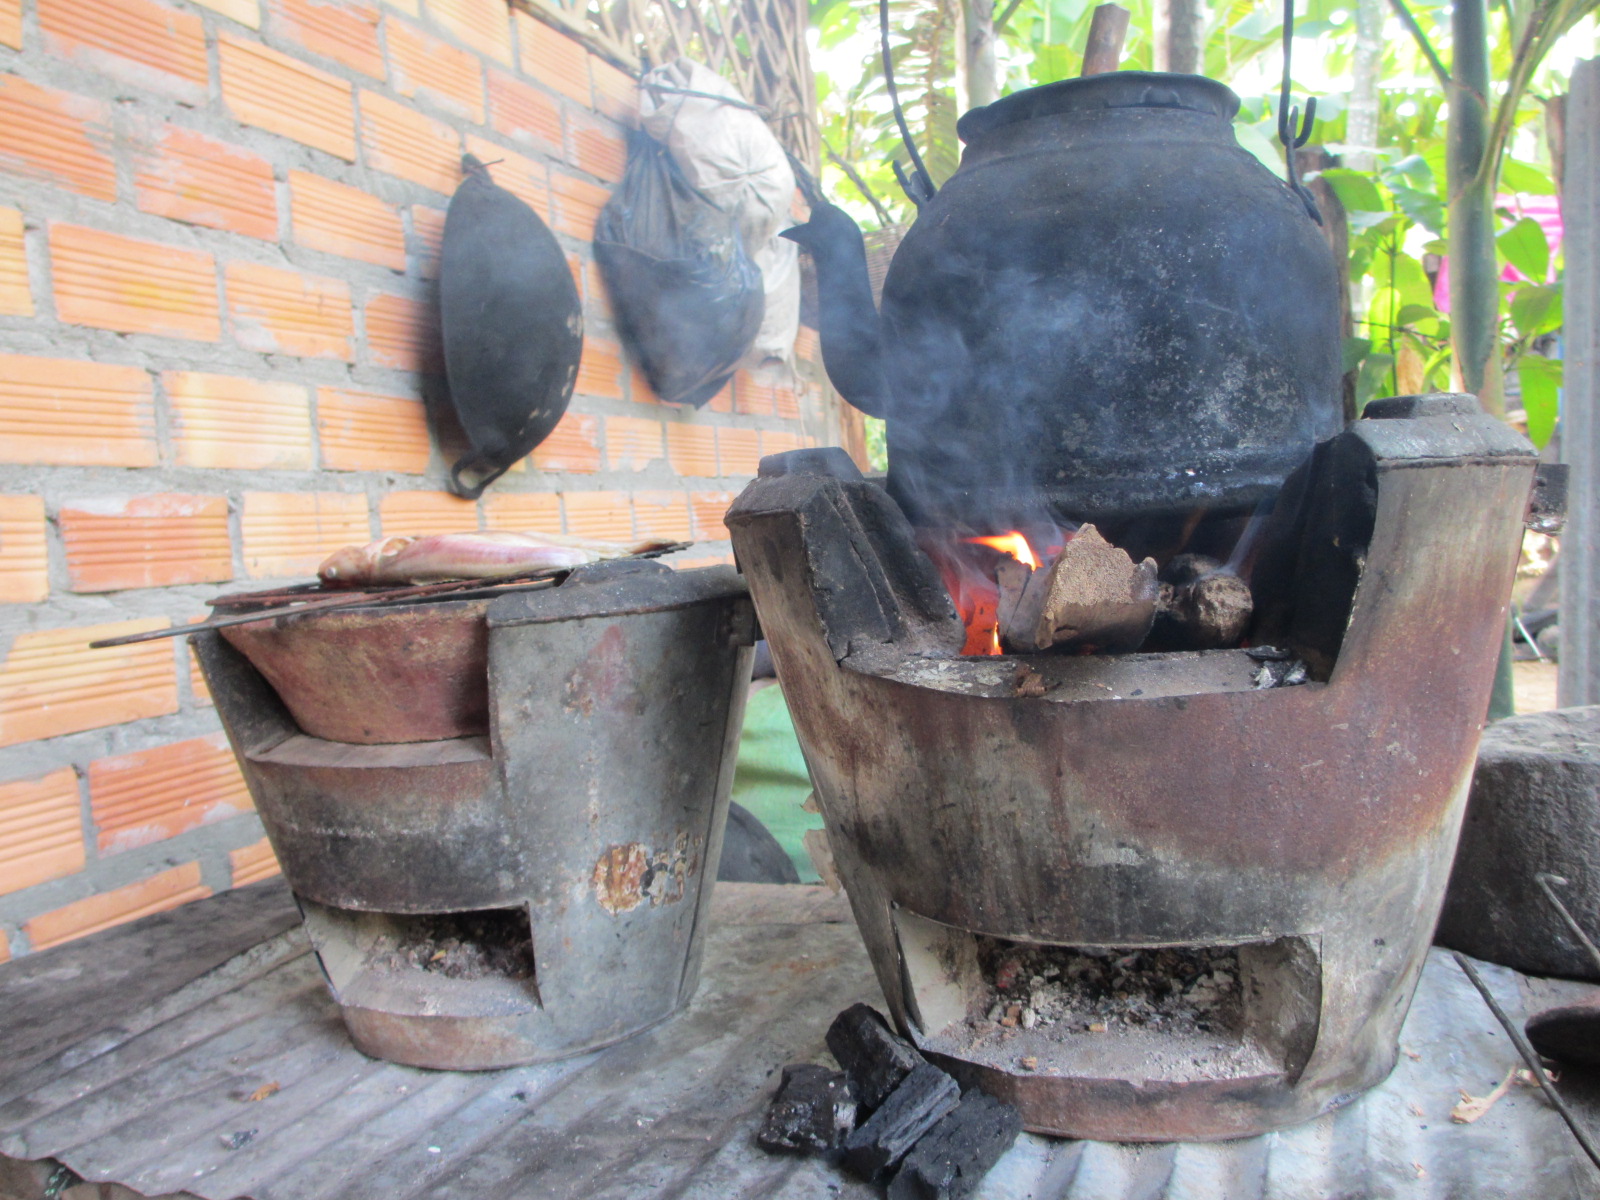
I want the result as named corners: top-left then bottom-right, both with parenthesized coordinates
top-left (300, 900), bottom-right (541, 1016)
top-left (894, 908), bottom-right (1319, 1085)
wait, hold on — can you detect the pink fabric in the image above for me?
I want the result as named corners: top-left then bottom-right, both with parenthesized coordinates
top-left (1432, 194), bottom-right (1563, 312)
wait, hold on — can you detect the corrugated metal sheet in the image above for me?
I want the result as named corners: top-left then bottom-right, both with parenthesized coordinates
top-left (0, 882), bottom-right (1595, 1200)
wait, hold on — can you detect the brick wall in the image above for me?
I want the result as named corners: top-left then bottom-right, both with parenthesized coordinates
top-left (0, 0), bottom-right (842, 960)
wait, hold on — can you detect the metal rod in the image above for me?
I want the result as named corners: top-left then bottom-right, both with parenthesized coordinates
top-left (879, 0), bottom-right (935, 205)
top-left (1536, 873), bottom-right (1600, 975)
top-left (88, 544), bottom-right (692, 649)
top-left (1515, 611), bottom-right (1549, 662)
top-left (1453, 951), bottom-right (1600, 1172)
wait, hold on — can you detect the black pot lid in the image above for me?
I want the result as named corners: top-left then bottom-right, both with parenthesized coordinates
top-left (957, 71), bottom-right (1241, 143)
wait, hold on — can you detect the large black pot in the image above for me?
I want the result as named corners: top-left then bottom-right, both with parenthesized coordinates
top-left (878, 72), bottom-right (1343, 528)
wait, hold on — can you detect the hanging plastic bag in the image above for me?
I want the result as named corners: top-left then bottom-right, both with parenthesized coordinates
top-left (440, 154), bottom-right (583, 498)
top-left (638, 59), bottom-right (800, 368)
top-left (594, 132), bottom-right (763, 407)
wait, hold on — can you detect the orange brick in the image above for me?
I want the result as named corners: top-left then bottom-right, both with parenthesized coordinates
top-left (705, 380), bottom-right (733, 413)
top-left (230, 837), bottom-right (282, 886)
top-left (627, 364), bottom-right (659, 405)
top-left (665, 423), bottom-right (718, 477)
top-left (774, 386), bottom-right (801, 420)
top-left (0, 206), bottom-right (31, 316)
top-left (411, 205), bottom-right (446, 278)
top-left (51, 224), bottom-right (220, 341)
top-left (60, 494), bottom-right (232, 593)
top-left (0, 769), bottom-right (85, 898)
top-left (589, 56), bottom-right (638, 124)
top-left (318, 385), bottom-right (431, 473)
top-left (240, 492), bottom-right (369, 577)
top-left (428, 0), bottom-right (512, 63)
top-left (0, 930), bottom-right (9, 962)
top-left (289, 171), bottom-right (405, 269)
top-left (359, 90), bottom-right (460, 195)
top-left (606, 415), bottom-right (664, 471)
top-left (192, 0), bottom-right (260, 26)
top-left (761, 429), bottom-right (804, 458)
top-left (482, 491), bottom-right (562, 533)
top-left (465, 136), bottom-right (547, 218)
top-left (39, 0), bottom-right (208, 101)
top-left (632, 490), bottom-right (691, 540)
top-left (563, 490), bottom-right (631, 542)
top-left (734, 369), bottom-right (777, 416)
top-left (378, 490), bottom-right (478, 536)
top-left (26, 863), bottom-right (211, 951)
top-left (270, 0), bottom-right (383, 77)
top-left (365, 290), bottom-right (442, 372)
top-left (0, 356), bottom-right (156, 467)
top-left (386, 16), bottom-right (484, 123)
top-left (0, 0), bottom-right (20, 48)
top-left (549, 171), bottom-right (609, 240)
top-left (576, 338), bottom-right (625, 399)
top-left (568, 110), bottom-right (625, 182)
top-left (795, 326), bottom-right (819, 362)
top-left (0, 77), bottom-right (115, 201)
top-left (689, 490), bottom-right (734, 540)
top-left (226, 260), bottom-right (353, 359)
top-left (90, 733), bottom-right (252, 855)
top-left (219, 33), bottom-right (356, 161)
top-left (516, 11), bottom-right (588, 103)
top-left (0, 496), bottom-right (48, 603)
top-left (0, 619), bottom-right (177, 748)
top-left (529, 411), bottom-right (600, 473)
top-left (718, 427), bottom-right (760, 476)
top-left (166, 372), bottom-right (313, 469)
top-left (134, 126), bottom-right (278, 241)
top-left (488, 69), bottom-right (562, 155)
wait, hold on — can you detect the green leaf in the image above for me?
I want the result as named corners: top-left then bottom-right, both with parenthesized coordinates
top-left (1510, 285), bottom-right (1563, 338)
top-left (1518, 354), bottom-right (1562, 449)
top-left (1319, 167), bottom-right (1386, 212)
top-left (1233, 120), bottom-right (1285, 178)
top-left (1499, 216), bottom-right (1550, 282)
top-left (1387, 183), bottom-right (1445, 235)
top-left (1343, 335), bottom-right (1372, 374)
top-left (1396, 303), bottom-right (1439, 327)
top-left (1501, 157), bottom-right (1556, 196)
top-left (1356, 352), bottom-right (1397, 413)
top-left (1229, 8), bottom-right (1278, 39)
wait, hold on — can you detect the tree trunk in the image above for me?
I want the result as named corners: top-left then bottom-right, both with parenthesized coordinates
top-left (1152, 0), bottom-right (1203, 74)
top-left (1447, 0), bottom-right (1504, 416)
top-left (961, 0), bottom-right (999, 110)
top-left (1345, 0), bottom-right (1382, 171)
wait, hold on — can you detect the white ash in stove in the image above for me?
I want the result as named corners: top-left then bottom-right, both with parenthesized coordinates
top-left (373, 909), bottom-right (538, 982)
top-left (974, 940), bottom-right (1245, 1038)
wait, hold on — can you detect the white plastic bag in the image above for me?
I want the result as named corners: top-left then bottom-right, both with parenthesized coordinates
top-left (638, 59), bottom-right (800, 368)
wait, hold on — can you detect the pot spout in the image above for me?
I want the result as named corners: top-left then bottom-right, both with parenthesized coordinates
top-left (780, 201), bottom-right (892, 418)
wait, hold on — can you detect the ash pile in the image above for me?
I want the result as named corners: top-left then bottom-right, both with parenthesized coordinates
top-left (758, 1004), bottom-right (1022, 1199)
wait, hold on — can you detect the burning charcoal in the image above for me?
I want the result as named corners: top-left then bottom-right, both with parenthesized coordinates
top-left (827, 1004), bottom-right (925, 1113)
top-left (1000, 525), bottom-right (1158, 654)
top-left (886, 1091), bottom-right (1023, 1200)
top-left (1147, 555), bottom-right (1254, 651)
top-left (841, 1062), bottom-right (961, 1182)
top-left (757, 1063), bottom-right (857, 1153)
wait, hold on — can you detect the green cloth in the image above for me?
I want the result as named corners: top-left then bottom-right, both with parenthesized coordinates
top-left (730, 685), bottom-right (825, 882)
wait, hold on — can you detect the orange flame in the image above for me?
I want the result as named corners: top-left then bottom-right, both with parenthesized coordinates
top-left (965, 532), bottom-right (1040, 569)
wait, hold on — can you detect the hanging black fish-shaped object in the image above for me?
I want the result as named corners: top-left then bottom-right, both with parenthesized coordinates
top-left (440, 154), bottom-right (583, 499)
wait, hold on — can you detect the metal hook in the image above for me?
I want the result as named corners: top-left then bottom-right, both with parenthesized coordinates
top-left (1277, 0), bottom-right (1323, 225)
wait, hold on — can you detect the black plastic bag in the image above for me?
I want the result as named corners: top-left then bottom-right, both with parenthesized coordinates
top-left (594, 133), bottom-right (763, 407)
top-left (440, 154), bottom-right (583, 499)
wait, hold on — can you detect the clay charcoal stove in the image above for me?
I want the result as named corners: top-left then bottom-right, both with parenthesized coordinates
top-left (195, 560), bottom-right (755, 1070)
top-left (726, 394), bottom-right (1541, 1140)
